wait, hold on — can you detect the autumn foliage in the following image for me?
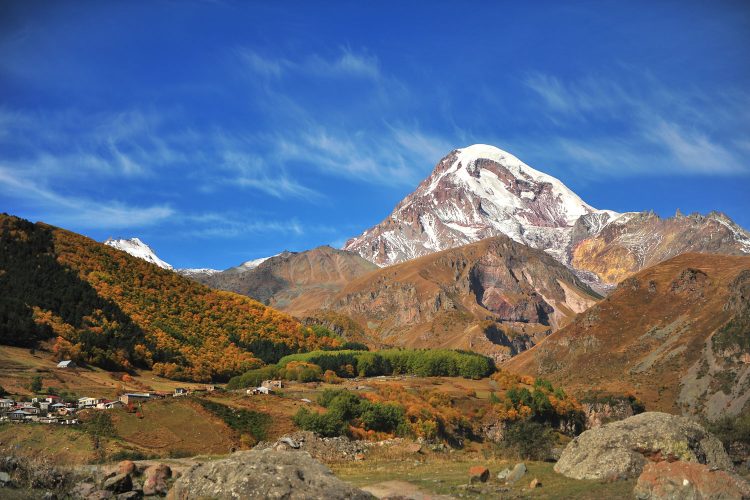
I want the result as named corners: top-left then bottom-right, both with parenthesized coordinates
top-left (0, 214), bottom-right (341, 381)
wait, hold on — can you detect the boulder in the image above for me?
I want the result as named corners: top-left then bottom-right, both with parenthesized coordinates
top-left (634, 461), bottom-right (750, 499)
top-left (143, 464), bottom-right (171, 496)
top-left (117, 461), bottom-right (136, 476)
top-left (115, 492), bottom-right (142, 500)
top-left (529, 478), bottom-right (541, 488)
top-left (468, 466), bottom-right (489, 483)
top-left (506, 463), bottom-right (526, 484)
top-left (496, 468), bottom-right (510, 481)
top-left (0, 471), bottom-right (10, 486)
top-left (554, 412), bottom-right (732, 480)
top-left (168, 449), bottom-right (374, 499)
top-left (103, 473), bottom-right (132, 494)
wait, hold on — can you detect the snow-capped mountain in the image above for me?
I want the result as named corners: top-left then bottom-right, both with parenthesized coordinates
top-left (177, 268), bottom-right (221, 278)
top-left (345, 144), bottom-right (750, 288)
top-left (104, 237), bottom-right (173, 270)
top-left (344, 144), bottom-right (618, 266)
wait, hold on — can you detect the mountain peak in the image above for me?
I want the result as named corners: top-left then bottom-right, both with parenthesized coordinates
top-left (345, 145), bottom-right (609, 267)
top-left (104, 237), bottom-right (173, 270)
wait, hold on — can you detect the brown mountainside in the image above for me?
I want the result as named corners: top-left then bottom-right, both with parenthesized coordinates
top-left (570, 211), bottom-right (750, 287)
top-left (504, 253), bottom-right (750, 420)
top-left (329, 235), bottom-right (600, 362)
top-left (197, 246), bottom-right (378, 316)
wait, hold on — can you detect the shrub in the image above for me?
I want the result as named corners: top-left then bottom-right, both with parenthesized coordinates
top-left (293, 408), bottom-right (346, 437)
top-left (279, 361), bottom-right (322, 382)
top-left (29, 375), bottom-right (43, 393)
top-left (360, 402), bottom-right (405, 433)
top-left (500, 421), bottom-right (554, 460)
top-left (226, 365), bottom-right (280, 390)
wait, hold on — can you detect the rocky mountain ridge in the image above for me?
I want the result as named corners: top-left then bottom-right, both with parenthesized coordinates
top-left (344, 144), bottom-right (750, 289)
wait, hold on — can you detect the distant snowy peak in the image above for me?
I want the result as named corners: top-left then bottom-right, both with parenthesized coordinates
top-left (345, 144), bottom-right (616, 266)
top-left (104, 237), bottom-right (173, 270)
top-left (177, 268), bottom-right (221, 278)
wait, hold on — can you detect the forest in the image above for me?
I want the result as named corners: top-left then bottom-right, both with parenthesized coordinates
top-left (0, 214), bottom-right (341, 381)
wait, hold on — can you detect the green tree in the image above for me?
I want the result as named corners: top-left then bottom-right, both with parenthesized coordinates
top-left (29, 375), bottom-right (43, 393)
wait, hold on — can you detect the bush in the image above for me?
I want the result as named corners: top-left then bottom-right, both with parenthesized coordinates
top-left (707, 412), bottom-right (750, 450)
top-left (29, 375), bottom-right (43, 393)
top-left (293, 408), bottom-right (346, 437)
top-left (226, 365), bottom-right (279, 390)
top-left (360, 402), bottom-right (405, 433)
top-left (500, 421), bottom-right (555, 460)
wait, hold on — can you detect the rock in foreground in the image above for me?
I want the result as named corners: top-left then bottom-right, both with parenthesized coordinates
top-left (554, 412), bottom-right (732, 480)
top-left (168, 449), bottom-right (374, 499)
top-left (634, 461), bottom-right (750, 499)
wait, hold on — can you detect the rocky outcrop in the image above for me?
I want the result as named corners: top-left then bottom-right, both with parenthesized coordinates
top-left (253, 431), bottom-right (370, 462)
top-left (168, 449), bottom-right (374, 499)
top-left (554, 412), bottom-right (732, 480)
top-left (634, 461), bottom-right (750, 500)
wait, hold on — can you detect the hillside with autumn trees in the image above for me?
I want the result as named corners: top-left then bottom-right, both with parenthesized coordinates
top-left (0, 214), bottom-right (342, 381)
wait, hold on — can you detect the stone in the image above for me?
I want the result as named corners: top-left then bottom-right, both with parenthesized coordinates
top-left (278, 437), bottom-right (300, 449)
top-left (634, 461), bottom-right (750, 500)
top-left (468, 466), bottom-right (489, 483)
top-left (115, 491), bottom-right (142, 500)
top-left (405, 443), bottom-right (422, 454)
top-left (168, 449), bottom-right (374, 499)
top-left (0, 471), bottom-right (10, 485)
top-left (554, 412), bottom-right (733, 480)
top-left (103, 473), bottom-right (132, 494)
top-left (117, 461), bottom-right (136, 476)
top-left (505, 463), bottom-right (527, 484)
top-left (529, 478), bottom-right (541, 488)
top-left (143, 463), bottom-right (171, 496)
top-left (496, 468), bottom-right (510, 481)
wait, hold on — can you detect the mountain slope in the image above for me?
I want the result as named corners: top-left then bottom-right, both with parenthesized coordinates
top-left (345, 144), bottom-right (613, 267)
top-left (104, 237), bottom-right (173, 269)
top-left (331, 235), bottom-right (600, 362)
top-left (195, 246), bottom-right (378, 316)
top-left (0, 214), bottom-right (341, 381)
top-left (345, 144), bottom-right (750, 290)
top-left (569, 210), bottom-right (750, 285)
top-left (504, 253), bottom-right (750, 420)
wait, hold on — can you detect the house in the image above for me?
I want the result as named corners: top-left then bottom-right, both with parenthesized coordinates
top-left (45, 395), bottom-right (62, 404)
top-left (39, 401), bottom-right (50, 412)
top-left (248, 386), bottom-right (272, 395)
top-left (0, 399), bottom-right (14, 410)
top-left (57, 360), bottom-right (76, 369)
top-left (104, 401), bottom-right (124, 410)
top-left (173, 387), bottom-right (189, 397)
top-left (50, 403), bottom-right (67, 414)
top-left (119, 393), bottom-right (151, 405)
top-left (78, 397), bottom-right (101, 408)
top-left (9, 410), bottom-right (30, 421)
top-left (261, 380), bottom-right (283, 389)
top-left (205, 385), bottom-right (216, 392)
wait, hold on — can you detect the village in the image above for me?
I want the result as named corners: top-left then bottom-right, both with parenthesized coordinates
top-left (0, 359), bottom-right (286, 425)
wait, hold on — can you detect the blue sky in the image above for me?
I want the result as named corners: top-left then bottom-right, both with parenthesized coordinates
top-left (1, 1), bottom-right (749, 269)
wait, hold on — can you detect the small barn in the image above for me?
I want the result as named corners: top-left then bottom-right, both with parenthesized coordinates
top-left (57, 360), bottom-right (77, 369)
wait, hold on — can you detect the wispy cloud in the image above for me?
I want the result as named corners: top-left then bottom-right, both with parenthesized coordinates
top-left (522, 72), bottom-right (750, 176)
top-left (0, 166), bottom-right (174, 229)
top-left (238, 47), bottom-right (381, 81)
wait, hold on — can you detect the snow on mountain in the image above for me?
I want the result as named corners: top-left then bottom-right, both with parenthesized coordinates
top-left (345, 144), bottom-right (618, 266)
top-left (177, 268), bottom-right (221, 278)
top-left (104, 237), bottom-right (173, 270)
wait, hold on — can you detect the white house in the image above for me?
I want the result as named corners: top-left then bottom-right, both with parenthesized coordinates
top-left (78, 397), bottom-right (102, 408)
top-left (0, 399), bottom-right (14, 410)
top-left (57, 360), bottom-right (77, 369)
